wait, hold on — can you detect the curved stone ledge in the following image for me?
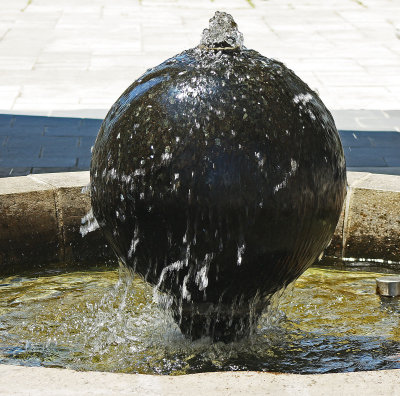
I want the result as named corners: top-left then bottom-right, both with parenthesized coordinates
top-left (0, 170), bottom-right (400, 273)
top-left (0, 364), bottom-right (399, 396)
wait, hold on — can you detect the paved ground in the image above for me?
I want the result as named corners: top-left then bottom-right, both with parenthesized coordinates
top-left (1, 0), bottom-right (400, 114)
top-left (0, 0), bottom-right (400, 176)
top-left (1, 112), bottom-right (400, 177)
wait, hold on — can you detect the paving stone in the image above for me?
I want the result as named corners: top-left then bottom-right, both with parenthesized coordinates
top-left (332, 110), bottom-right (399, 131)
top-left (383, 110), bottom-right (400, 118)
top-left (31, 167), bottom-right (78, 174)
top-left (78, 126), bottom-right (101, 137)
top-left (0, 126), bottom-right (13, 137)
top-left (0, 145), bottom-right (41, 163)
top-left (80, 118), bottom-right (103, 128)
top-left (33, 157), bottom-right (78, 168)
top-left (343, 147), bottom-right (388, 167)
top-left (76, 156), bottom-right (91, 169)
top-left (1, 0), bottom-right (400, 112)
top-left (339, 131), bottom-right (400, 148)
top-left (0, 113), bottom-right (400, 176)
top-left (40, 136), bottom-right (79, 154)
top-left (78, 136), bottom-right (96, 149)
top-left (2, 125), bottom-right (45, 136)
top-left (41, 117), bottom-right (81, 128)
top-left (384, 156), bottom-right (400, 167)
top-left (0, 167), bottom-right (31, 177)
top-left (0, 114), bottom-right (14, 127)
top-left (4, 135), bottom-right (42, 150)
top-left (12, 114), bottom-right (48, 127)
top-left (0, 155), bottom-right (42, 168)
top-left (45, 125), bottom-right (81, 136)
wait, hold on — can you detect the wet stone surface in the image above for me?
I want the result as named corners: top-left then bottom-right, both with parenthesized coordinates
top-left (90, 12), bottom-right (346, 341)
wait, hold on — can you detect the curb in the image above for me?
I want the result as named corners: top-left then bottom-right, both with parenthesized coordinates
top-left (0, 365), bottom-right (399, 396)
top-left (0, 171), bottom-right (400, 273)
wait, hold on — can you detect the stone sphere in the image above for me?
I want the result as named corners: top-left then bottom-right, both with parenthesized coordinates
top-left (90, 13), bottom-right (346, 341)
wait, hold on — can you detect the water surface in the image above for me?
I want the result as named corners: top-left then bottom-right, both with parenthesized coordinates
top-left (1, 264), bottom-right (400, 374)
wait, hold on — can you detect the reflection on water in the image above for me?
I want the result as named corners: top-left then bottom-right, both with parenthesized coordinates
top-left (0, 263), bottom-right (400, 374)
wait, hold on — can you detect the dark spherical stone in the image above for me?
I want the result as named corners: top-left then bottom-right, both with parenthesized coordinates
top-left (90, 45), bottom-right (346, 342)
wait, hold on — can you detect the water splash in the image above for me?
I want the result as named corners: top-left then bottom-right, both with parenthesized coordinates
top-left (80, 208), bottom-right (100, 237)
top-left (200, 11), bottom-right (244, 50)
top-left (237, 243), bottom-right (245, 266)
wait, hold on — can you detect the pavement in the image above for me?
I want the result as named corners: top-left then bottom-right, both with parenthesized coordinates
top-left (0, 0), bottom-right (400, 176)
top-left (1, 111), bottom-right (400, 177)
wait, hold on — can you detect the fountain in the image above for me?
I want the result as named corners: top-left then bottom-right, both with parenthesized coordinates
top-left (90, 12), bottom-right (346, 342)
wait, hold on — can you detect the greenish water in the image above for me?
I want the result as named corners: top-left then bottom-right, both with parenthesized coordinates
top-left (1, 264), bottom-right (400, 374)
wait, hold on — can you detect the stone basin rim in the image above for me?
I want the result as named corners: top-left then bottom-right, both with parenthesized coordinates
top-left (0, 365), bottom-right (399, 395)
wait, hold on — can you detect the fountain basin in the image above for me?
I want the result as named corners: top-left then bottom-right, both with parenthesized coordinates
top-left (1, 170), bottom-right (400, 394)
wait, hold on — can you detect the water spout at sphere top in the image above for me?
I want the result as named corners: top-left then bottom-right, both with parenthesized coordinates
top-left (200, 11), bottom-right (244, 50)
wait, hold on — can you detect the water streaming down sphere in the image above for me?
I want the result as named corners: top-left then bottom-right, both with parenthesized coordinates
top-left (90, 12), bottom-right (346, 342)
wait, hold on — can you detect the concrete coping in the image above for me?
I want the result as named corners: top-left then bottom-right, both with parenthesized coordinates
top-left (1, 169), bottom-right (399, 193)
top-left (0, 171), bottom-right (90, 193)
top-left (347, 171), bottom-right (400, 192)
top-left (0, 364), bottom-right (399, 396)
